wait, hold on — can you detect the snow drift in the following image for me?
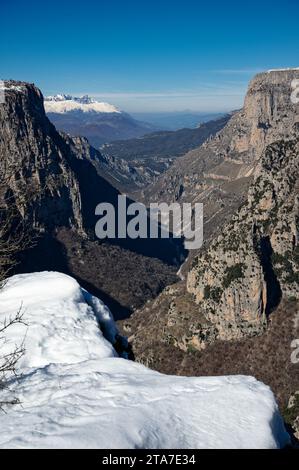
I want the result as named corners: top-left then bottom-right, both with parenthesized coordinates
top-left (0, 272), bottom-right (290, 449)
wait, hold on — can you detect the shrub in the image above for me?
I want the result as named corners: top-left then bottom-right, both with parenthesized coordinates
top-left (223, 263), bottom-right (245, 289)
top-left (283, 394), bottom-right (299, 425)
top-left (204, 285), bottom-right (223, 303)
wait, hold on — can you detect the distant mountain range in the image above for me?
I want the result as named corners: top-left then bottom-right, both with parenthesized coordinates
top-left (101, 115), bottom-right (231, 191)
top-left (101, 115), bottom-right (231, 161)
top-left (130, 111), bottom-right (227, 130)
top-left (44, 94), bottom-right (157, 147)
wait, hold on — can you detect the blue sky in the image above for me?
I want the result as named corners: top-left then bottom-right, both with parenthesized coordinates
top-left (1, 0), bottom-right (299, 112)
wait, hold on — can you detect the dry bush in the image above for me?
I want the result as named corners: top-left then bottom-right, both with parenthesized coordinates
top-left (0, 308), bottom-right (27, 409)
top-left (0, 173), bottom-right (32, 409)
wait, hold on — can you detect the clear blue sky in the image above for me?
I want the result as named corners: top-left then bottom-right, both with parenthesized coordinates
top-left (1, 0), bottom-right (299, 112)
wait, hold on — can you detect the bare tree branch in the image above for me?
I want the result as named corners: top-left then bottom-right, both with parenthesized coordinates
top-left (0, 169), bottom-right (33, 410)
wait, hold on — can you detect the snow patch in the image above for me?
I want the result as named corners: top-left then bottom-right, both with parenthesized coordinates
top-left (0, 272), bottom-right (290, 449)
top-left (0, 83), bottom-right (24, 93)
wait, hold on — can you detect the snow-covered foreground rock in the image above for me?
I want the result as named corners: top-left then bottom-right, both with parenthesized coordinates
top-left (0, 272), bottom-right (290, 449)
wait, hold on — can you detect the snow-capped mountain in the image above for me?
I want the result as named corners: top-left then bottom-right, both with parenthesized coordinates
top-left (44, 94), bottom-right (156, 147)
top-left (44, 94), bottom-right (121, 114)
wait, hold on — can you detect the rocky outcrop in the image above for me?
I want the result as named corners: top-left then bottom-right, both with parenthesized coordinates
top-left (0, 81), bottom-right (84, 232)
top-left (0, 81), bottom-right (134, 235)
top-left (187, 138), bottom-right (299, 341)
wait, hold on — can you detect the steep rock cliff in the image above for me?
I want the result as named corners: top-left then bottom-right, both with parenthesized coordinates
top-left (0, 81), bottom-right (181, 317)
top-left (0, 81), bottom-right (83, 232)
top-left (187, 138), bottom-right (299, 341)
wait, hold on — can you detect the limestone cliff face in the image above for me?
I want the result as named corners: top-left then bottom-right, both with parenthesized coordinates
top-left (0, 81), bottom-right (123, 235)
top-left (0, 81), bottom-right (84, 232)
top-left (125, 70), bottom-right (299, 359)
top-left (148, 69), bottom-right (299, 198)
top-left (141, 70), bottom-right (299, 247)
top-left (187, 138), bottom-right (299, 341)
top-left (124, 138), bottom-right (299, 362)
top-left (240, 70), bottom-right (299, 157)
top-left (62, 133), bottom-right (146, 193)
top-left (211, 70), bottom-right (299, 164)
top-left (149, 69), bottom-right (299, 342)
